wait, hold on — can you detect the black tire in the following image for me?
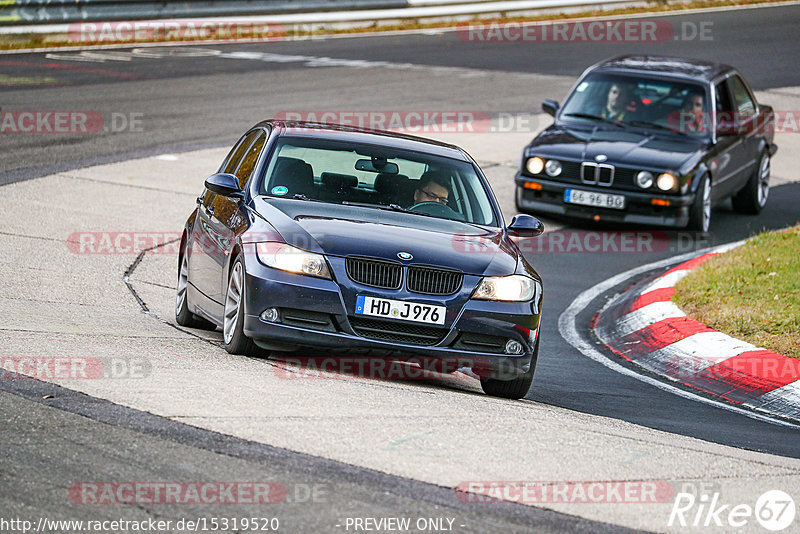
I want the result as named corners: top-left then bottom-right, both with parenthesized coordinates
top-left (222, 256), bottom-right (259, 356)
top-left (176, 250), bottom-right (216, 330)
top-left (686, 174), bottom-right (711, 233)
top-left (480, 336), bottom-right (539, 400)
top-left (732, 151), bottom-right (770, 214)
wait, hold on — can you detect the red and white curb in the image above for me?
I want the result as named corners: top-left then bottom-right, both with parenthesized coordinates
top-left (593, 243), bottom-right (800, 424)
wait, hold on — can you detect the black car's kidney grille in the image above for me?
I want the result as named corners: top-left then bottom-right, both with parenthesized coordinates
top-left (349, 317), bottom-right (447, 346)
top-left (407, 266), bottom-right (463, 295)
top-left (346, 257), bottom-right (403, 289)
top-left (581, 162), bottom-right (615, 186)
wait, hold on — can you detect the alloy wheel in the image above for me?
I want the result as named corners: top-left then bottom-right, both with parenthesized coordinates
top-left (223, 262), bottom-right (244, 345)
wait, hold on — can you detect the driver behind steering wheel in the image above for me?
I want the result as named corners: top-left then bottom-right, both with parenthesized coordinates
top-left (412, 170), bottom-right (450, 207)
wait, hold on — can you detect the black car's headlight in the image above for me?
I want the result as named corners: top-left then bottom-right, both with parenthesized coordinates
top-left (473, 275), bottom-right (536, 302)
top-left (635, 171), bottom-right (654, 189)
top-left (545, 159), bottom-right (562, 177)
top-left (656, 172), bottom-right (679, 191)
top-left (526, 156), bottom-right (545, 175)
top-left (256, 242), bottom-right (331, 279)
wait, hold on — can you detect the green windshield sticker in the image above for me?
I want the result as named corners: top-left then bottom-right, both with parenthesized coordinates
top-left (271, 186), bottom-right (289, 196)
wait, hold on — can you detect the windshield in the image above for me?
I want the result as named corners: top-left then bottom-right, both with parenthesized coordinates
top-left (560, 73), bottom-right (711, 137)
top-left (258, 137), bottom-right (499, 226)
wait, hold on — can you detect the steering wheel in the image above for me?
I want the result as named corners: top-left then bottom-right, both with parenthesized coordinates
top-left (409, 201), bottom-right (465, 221)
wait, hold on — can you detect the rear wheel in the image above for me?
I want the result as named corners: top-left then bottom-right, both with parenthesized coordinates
top-left (176, 251), bottom-right (215, 330)
top-left (223, 257), bottom-right (258, 356)
top-left (732, 151), bottom-right (770, 214)
top-left (480, 337), bottom-right (538, 400)
top-left (686, 174), bottom-right (711, 233)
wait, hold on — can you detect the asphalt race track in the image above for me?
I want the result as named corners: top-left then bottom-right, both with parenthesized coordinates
top-left (2, 4), bottom-right (800, 533)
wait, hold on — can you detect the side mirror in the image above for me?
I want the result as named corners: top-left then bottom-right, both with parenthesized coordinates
top-left (542, 99), bottom-right (559, 117)
top-left (507, 215), bottom-right (545, 237)
top-left (205, 173), bottom-right (244, 199)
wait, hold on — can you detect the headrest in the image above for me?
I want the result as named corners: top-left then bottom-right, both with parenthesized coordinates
top-left (321, 172), bottom-right (358, 189)
top-left (374, 173), bottom-right (409, 194)
top-left (271, 156), bottom-right (314, 192)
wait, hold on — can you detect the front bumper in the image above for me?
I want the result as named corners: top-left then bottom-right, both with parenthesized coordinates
top-left (515, 174), bottom-right (695, 228)
top-left (241, 258), bottom-right (541, 380)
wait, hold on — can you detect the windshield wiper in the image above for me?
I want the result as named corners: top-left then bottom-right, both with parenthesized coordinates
top-left (628, 120), bottom-right (689, 137)
top-left (291, 194), bottom-right (322, 202)
top-left (562, 113), bottom-right (625, 128)
top-left (341, 201), bottom-right (409, 212)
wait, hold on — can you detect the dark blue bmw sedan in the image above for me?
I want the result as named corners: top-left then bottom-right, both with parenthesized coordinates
top-left (176, 121), bottom-right (544, 399)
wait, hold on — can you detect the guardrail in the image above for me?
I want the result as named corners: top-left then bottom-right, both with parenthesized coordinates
top-left (0, 0), bottom-right (650, 31)
top-left (0, 0), bottom-right (410, 25)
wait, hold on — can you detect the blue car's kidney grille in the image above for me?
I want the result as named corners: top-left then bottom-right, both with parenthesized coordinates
top-left (346, 257), bottom-right (403, 290)
top-left (407, 266), bottom-right (463, 295)
top-left (349, 317), bottom-right (447, 346)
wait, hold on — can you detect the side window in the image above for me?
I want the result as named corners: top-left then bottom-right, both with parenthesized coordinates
top-left (715, 83), bottom-right (732, 114)
top-left (728, 75), bottom-right (756, 116)
top-left (233, 131), bottom-right (267, 188)
top-left (223, 130), bottom-right (261, 175)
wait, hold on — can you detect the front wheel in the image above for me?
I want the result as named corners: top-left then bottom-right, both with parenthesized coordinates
top-left (686, 174), bottom-right (711, 233)
top-left (732, 151), bottom-right (770, 214)
top-left (223, 257), bottom-right (259, 356)
top-left (480, 337), bottom-right (538, 400)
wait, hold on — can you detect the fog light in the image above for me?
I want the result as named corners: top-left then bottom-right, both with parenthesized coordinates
top-left (261, 308), bottom-right (280, 323)
top-left (505, 340), bottom-right (524, 355)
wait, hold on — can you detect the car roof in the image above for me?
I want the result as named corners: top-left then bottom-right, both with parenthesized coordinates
top-left (590, 55), bottom-right (735, 82)
top-left (255, 120), bottom-right (472, 161)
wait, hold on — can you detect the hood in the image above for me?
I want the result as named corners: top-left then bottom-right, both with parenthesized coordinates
top-left (528, 124), bottom-right (705, 171)
top-left (250, 197), bottom-right (519, 277)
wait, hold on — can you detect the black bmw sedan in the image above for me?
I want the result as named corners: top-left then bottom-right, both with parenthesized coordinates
top-left (516, 55), bottom-right (778, 232)
top-left (176, 121), bottom-right (544, 399)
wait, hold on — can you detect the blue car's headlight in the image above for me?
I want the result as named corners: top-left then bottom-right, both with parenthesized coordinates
top-left (256, 242), bottom-right (331, 279)
top-left (473, 275), bottom-right (536, 302)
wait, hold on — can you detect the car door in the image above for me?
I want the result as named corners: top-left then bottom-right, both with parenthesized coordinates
top-left (190, 129), bottom-right (261, 310)
top-left (727, 74), bottom-right (761, 187)
top-left (711, 75), bottom-right (760, 199)
top-left (212, 130), bottom-right (268, 298)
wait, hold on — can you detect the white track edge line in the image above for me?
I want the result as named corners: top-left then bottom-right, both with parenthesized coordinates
top-left (558, 238), bottom-right (800, 429)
